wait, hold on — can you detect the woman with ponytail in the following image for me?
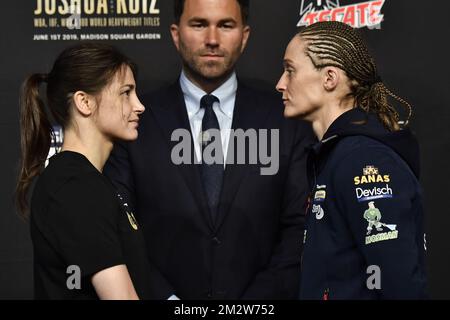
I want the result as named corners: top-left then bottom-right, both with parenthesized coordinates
top-left (16, 43), bottom-right (152, 299)
top-left (276, 21), bottom-right (427, 299)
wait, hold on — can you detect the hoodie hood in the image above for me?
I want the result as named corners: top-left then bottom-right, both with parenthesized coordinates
top-left (314, 108), bottom-right (421, 178)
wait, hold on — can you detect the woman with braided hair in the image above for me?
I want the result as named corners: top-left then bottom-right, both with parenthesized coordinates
top-left (277, 21), bottom-right (427, 299)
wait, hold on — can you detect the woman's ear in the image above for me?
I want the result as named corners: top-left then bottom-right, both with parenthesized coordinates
top-left (323, 67), bottom-right (340, 91)
top-left (72, 91), bottom-right (95, 116)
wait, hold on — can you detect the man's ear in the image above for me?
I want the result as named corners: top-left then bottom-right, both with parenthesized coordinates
top-left (323, 67), bottom-right (340, 91)
top-left (72, 91), bottom-right (95, 117)
top-left (170, 24), bottom-right (180, 51)
top-left (240, 25), bottom-right (251, 53)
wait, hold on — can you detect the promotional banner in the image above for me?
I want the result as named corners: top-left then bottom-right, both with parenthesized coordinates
top-left (297, 0), bottom-right (385, 28)
top-left (32, 0), bottom-right (162, 41)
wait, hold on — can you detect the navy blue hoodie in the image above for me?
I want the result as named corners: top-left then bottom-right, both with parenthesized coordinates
top-left (300, 108), bottom-right (427, 300)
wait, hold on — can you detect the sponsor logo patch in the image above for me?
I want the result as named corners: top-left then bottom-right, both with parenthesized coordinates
top-left (312, 204), bottom-right (325, 220)
top-left (363, 201), bottom-right (398, 244)
top-left (314, 190), bottom-right (326, 202)
top-left (355, 184), bottom-right (393, 202)
top-left (354, 165), bottom-right (390, 185)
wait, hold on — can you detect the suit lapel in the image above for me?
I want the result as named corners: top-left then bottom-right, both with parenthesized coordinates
top-left (214, 83), bottom-right (272, 232)
top-left (151, 82), bottom-right (214, 230)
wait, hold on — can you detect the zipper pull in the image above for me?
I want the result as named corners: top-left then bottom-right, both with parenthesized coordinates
top-left (305, 195), bottom-right (311, 216)
top-left (323, 288), bottom-right (329, 301)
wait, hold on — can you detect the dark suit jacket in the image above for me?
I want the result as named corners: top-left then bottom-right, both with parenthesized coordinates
top-left (104, 80), bottom-right (314, 299)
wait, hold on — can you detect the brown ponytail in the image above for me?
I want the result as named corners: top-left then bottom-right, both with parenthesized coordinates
top-left (16, 73), bottom-right (53, 218)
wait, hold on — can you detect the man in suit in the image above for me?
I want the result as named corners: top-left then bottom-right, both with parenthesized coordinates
top-left (104, 0), bottom-right (314, 299)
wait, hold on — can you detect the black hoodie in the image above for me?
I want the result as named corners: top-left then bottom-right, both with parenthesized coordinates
top-left (300, 108), bottom-right (427, 300)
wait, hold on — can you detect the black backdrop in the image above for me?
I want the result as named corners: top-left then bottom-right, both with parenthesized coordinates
top-left (1, 0), bottom-right (449, 299)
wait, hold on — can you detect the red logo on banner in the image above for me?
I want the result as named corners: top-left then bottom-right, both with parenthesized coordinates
top-left (297, 0), bottom-right (385, 29)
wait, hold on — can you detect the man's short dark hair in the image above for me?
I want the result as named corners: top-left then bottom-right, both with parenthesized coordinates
top-left (174, 0), bottom-right (249, 25)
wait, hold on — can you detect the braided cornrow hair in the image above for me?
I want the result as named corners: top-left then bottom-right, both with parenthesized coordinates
top-left (298, 21), bottom-right (412, 131)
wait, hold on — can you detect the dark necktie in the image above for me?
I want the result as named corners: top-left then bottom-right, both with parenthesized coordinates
top-left (200, 94), bottom-right (224, 224)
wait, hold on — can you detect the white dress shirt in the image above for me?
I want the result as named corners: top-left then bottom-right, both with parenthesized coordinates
top-left (179, 70), bottom-right (237, 167)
